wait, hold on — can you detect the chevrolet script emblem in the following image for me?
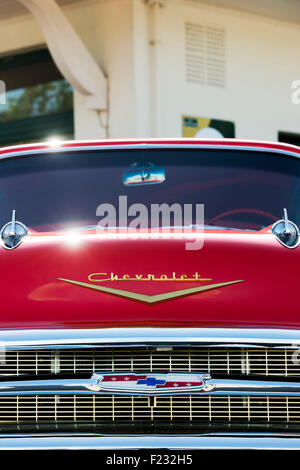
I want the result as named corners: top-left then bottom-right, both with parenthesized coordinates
top-left (87, 372), bottom-right (214, 395)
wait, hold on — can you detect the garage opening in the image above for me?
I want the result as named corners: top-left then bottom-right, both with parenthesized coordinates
top-left (0, 48), bottom-right (74, 146)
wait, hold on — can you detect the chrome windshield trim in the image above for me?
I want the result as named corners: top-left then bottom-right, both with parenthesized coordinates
top-left (0, 434), bottom-right (300, 450)
top-left (0, 328), bottom-right (300, 350)
top-left (1, 376), bottom-right (300, 396)
top-left (1, 142), bottom-right (300, 161)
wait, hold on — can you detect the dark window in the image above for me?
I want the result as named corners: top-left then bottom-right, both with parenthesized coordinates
top-left (278, 131), bottom-right (300, 147)
top-left (0, 49), bottom-right (74, 146)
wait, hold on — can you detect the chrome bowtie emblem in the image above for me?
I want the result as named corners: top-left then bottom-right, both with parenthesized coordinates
top-left (88, 372), bottom-right (214, 394)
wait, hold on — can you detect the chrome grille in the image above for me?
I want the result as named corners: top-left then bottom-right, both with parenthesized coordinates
top-left (0, 395), bottom-right (299, 425)
top-left (1, 347), bottom-right (299, 378)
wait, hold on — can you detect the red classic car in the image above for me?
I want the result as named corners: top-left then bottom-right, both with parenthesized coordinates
top-left (0, 138), bottom-right (299, 450)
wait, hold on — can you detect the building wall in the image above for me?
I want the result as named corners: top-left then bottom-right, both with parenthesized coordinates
top-left (69, 0), bottom-right (137, 139)
top-left (0, 0), bottom-right (299, 141)
top-left (133, 0), bottom-right (300, 140)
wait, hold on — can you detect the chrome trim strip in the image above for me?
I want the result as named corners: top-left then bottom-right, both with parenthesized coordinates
top-left (0, 328), bottom-right (299, 350)
top-left (1, 376), bottom-right (300, 396)
top-left (1, 142), bottom-right (300, 161)
top-left (0, 434), bottom-right (300, 449)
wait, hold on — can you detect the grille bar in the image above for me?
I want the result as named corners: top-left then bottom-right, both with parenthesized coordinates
top-left (0, 347), bottom-right (299, 378)
top-left (0, 395), bottom-right (299, 425)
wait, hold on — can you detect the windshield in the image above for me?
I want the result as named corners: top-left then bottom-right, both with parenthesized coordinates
top-left (0, 148), bottom-right (299, 232)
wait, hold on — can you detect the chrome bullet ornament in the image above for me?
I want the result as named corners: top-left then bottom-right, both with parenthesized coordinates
top-left (0, 210), bottom-right (28, 250)
top-left (271, 208), bottom-right (300, 249)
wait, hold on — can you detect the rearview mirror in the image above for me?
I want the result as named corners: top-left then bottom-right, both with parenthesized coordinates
top-left (123, 162), bottom-right (165, 186)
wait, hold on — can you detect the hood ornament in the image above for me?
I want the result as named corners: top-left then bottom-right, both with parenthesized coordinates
top-left (0, 210), bottom-right (28, 250)
top-left (87, 372), bottom-right (215, 395)
top-left (271, 208), bottom-right (300, 249)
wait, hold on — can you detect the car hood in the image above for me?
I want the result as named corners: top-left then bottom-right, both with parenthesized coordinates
top-left (0, 230), bottom-right (299, 329)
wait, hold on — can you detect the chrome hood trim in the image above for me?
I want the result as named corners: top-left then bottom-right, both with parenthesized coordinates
top-left (2, 142), bottom-right (300, 161)
top-left (0, 328), bottom-right (300, 350)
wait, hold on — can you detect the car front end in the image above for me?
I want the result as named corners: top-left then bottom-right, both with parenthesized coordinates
top-left (0, 138), bottom-right (299, 450)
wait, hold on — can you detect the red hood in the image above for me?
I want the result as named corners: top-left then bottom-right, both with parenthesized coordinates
top-left (1, 229), bottom-right (299, 330)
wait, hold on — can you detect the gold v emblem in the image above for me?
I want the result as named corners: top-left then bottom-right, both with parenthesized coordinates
top-left (58, 278), bottom-right (243, 304)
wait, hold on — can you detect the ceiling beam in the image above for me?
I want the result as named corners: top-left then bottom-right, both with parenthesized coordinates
top-left (17, 0), bottom-right (107, 111)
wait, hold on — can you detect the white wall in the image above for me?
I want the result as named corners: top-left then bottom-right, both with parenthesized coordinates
top-left (0, 12), bottom-right (44, 54)
top-left (139, 0), bottom-right (300, 140)
top-left (68, 0), bottom-right (137, 139)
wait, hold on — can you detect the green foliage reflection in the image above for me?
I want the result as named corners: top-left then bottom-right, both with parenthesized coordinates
top-left (0, 80), bottom-right (73, 122)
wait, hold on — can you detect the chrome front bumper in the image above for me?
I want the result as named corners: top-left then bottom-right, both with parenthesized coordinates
top-left (0, 434), bottom-right (299, 450)
top-left (1, 327), bottom-right (300, 347)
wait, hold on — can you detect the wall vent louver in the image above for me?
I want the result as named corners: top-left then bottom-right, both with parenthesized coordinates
top-left (185, 22), bottom-right (226, 87)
